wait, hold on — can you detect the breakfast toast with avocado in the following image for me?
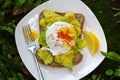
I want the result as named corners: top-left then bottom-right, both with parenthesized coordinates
top-left (36, 9), bottom-right (85, 71)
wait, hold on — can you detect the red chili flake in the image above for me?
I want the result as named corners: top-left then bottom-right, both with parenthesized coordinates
top-left (55, 27), bottom-right (58, 31)
top-left (55, 24), bottom-right (57, 26)
top-left (61, 24), bottom-right (63, 26)
top-left (55, 41), bottom-right (59, 47)
top-left (48, 34), bottom-right (54, 40)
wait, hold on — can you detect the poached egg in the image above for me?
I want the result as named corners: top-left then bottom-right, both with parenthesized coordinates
top-left (46, 21), bottom-right (76, 55)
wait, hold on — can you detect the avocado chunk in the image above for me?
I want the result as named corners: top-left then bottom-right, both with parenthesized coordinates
top-left (40, 18), bottom-right (47, 27)
top-left (64, 11), bottom-right (76, 22)
top-left (43, 9), bottom-right (66, 26)
top-left (64, 11), bottom-right (81, 36)
top-left (38, 29), bottom-right (47, 47)
top-left (71, 19), bottom-right (81, 36)
top-left (37, 48), bottom-right (53, 65)
top-left (54, 53), bottom-right (66, 64)
top-left (74, 39), bottom-right (87, 52)
top-left (54, 50), bottom-right (75, 71)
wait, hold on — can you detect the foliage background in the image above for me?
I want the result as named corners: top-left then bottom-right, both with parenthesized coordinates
top-left (0, 0), bottom-right (120, 80)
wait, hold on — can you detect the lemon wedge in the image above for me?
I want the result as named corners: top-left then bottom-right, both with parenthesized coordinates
top-left (83, 31), bottom-right (100, 56)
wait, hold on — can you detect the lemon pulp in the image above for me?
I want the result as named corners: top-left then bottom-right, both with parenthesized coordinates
top-left (83, 31), bottom-right (100, 56)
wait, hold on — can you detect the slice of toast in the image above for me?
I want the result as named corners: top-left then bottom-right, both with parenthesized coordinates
top-left (36, 10), bottom-right (85, 67)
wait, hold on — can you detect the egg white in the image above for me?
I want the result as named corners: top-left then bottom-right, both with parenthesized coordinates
top-left (46, 21), bottom-right (75, 55)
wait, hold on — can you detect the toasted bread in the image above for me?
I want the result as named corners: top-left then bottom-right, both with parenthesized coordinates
top-left (36, 10), bottom-right (85, 68)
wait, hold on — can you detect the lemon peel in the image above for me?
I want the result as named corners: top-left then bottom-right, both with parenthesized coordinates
top-left (83, 31), bottom-right (100, 56)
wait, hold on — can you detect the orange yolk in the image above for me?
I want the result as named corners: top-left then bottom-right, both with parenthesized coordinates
top-left (58, 31), bottom-right (73, 41)
top-left (58, 26), bottom-right (76, 47)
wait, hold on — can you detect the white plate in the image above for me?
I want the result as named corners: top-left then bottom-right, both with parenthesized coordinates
top-left (15, 0), bottom-right (107, 80)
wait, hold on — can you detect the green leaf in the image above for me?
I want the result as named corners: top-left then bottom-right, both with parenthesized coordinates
top-left (96, 74), bottom-right (102, 80)
top-left (14, 0), bottom-right (27, 10)
top-left (7, 77), bottom-right (17, 80)
top-left (114, 69), bottom-right (120, 77)
top-left (101, 51), bottom-right (120, 62)
top-left (0, 72), bottom-right (5, 80)
top-left (0, 38), bottom-right (5, 44)
top-left (18, 0), bottom-right (27, 5)
top-left (34, 0), bottom-right (48, 7)
top-left (0, 0), bottom-right (4, 6)
top-left (0, 26), bottom-right (15, 35)
top-left (105, 69), bottom-right (113, 76)
top-left (112, 7), bottom-right (120, 11)
top-left (2, 0), bottom-right (11, 8)
top-left (118, 66), bottom-right (120, 69)
top-left (0, 61), bottom-right (8, 76)
top-left (114, 11), bottom-right (120, 17)
top-left (0, 11), bottom-right (5, 23)
top-left (92, 74), bottom-right (97, 80)
top-left (17, 73), bottom-right (24, 80)
top-left (24, 0), bottom-right (33, 7)
top-left (1, 43), bottom-right (17, 55)
top-left (34, 0), bottom-right (43, 7)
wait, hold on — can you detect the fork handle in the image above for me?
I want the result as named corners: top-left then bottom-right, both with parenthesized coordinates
top-left (33, 53), bottom-right (44, 80)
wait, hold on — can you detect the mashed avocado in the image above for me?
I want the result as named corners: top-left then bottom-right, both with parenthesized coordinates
top-left (40, 9), bottom-right (66, 27)
top-left (37, 9), bottom-right (86, 71)
top-left (64, 12), bottom-right (81, 36)
top-left (37, 48), bottom-right (53, 65)
top-left (54, 50), bottom-right (75, 71)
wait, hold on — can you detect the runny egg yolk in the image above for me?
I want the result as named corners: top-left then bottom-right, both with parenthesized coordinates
top-left (58, 26), bottom-right (76, 48)
top-left (46, 21), bottom-right (76, 55)
top-left (31, 30), bottom-right (38, 40)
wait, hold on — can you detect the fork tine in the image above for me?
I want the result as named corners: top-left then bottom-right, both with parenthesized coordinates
top-left (22, 26), bottom-right (29, 44)
top-left (27, 25), bottom-right (34, 42)
top-left (22, 25), bottom-right (34, 43)
top-left (26, 25), bottom-right (35, 46)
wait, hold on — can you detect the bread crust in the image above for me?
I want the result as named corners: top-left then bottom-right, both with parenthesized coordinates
top-left (36, 10), bottom-right (85, 68)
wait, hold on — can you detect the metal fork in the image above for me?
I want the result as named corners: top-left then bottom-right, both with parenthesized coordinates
top-left (22, 25), bottom-right (44, 80)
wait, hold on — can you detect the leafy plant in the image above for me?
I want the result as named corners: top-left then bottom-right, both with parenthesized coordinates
top-left (101, 51), bottom-right (120, 62)
top-left (114, 68), bottom-right (120, 77)
top-left (105, 69), bottom-right (113, 76)
top-left (0, 0), bottom-right (48, 80)
top-left (105, 68), bottom-right (120, 77)
top-left (112, 7), bottom-right (120, 23)
top-left (0, 11), bottom-right (5, 23)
